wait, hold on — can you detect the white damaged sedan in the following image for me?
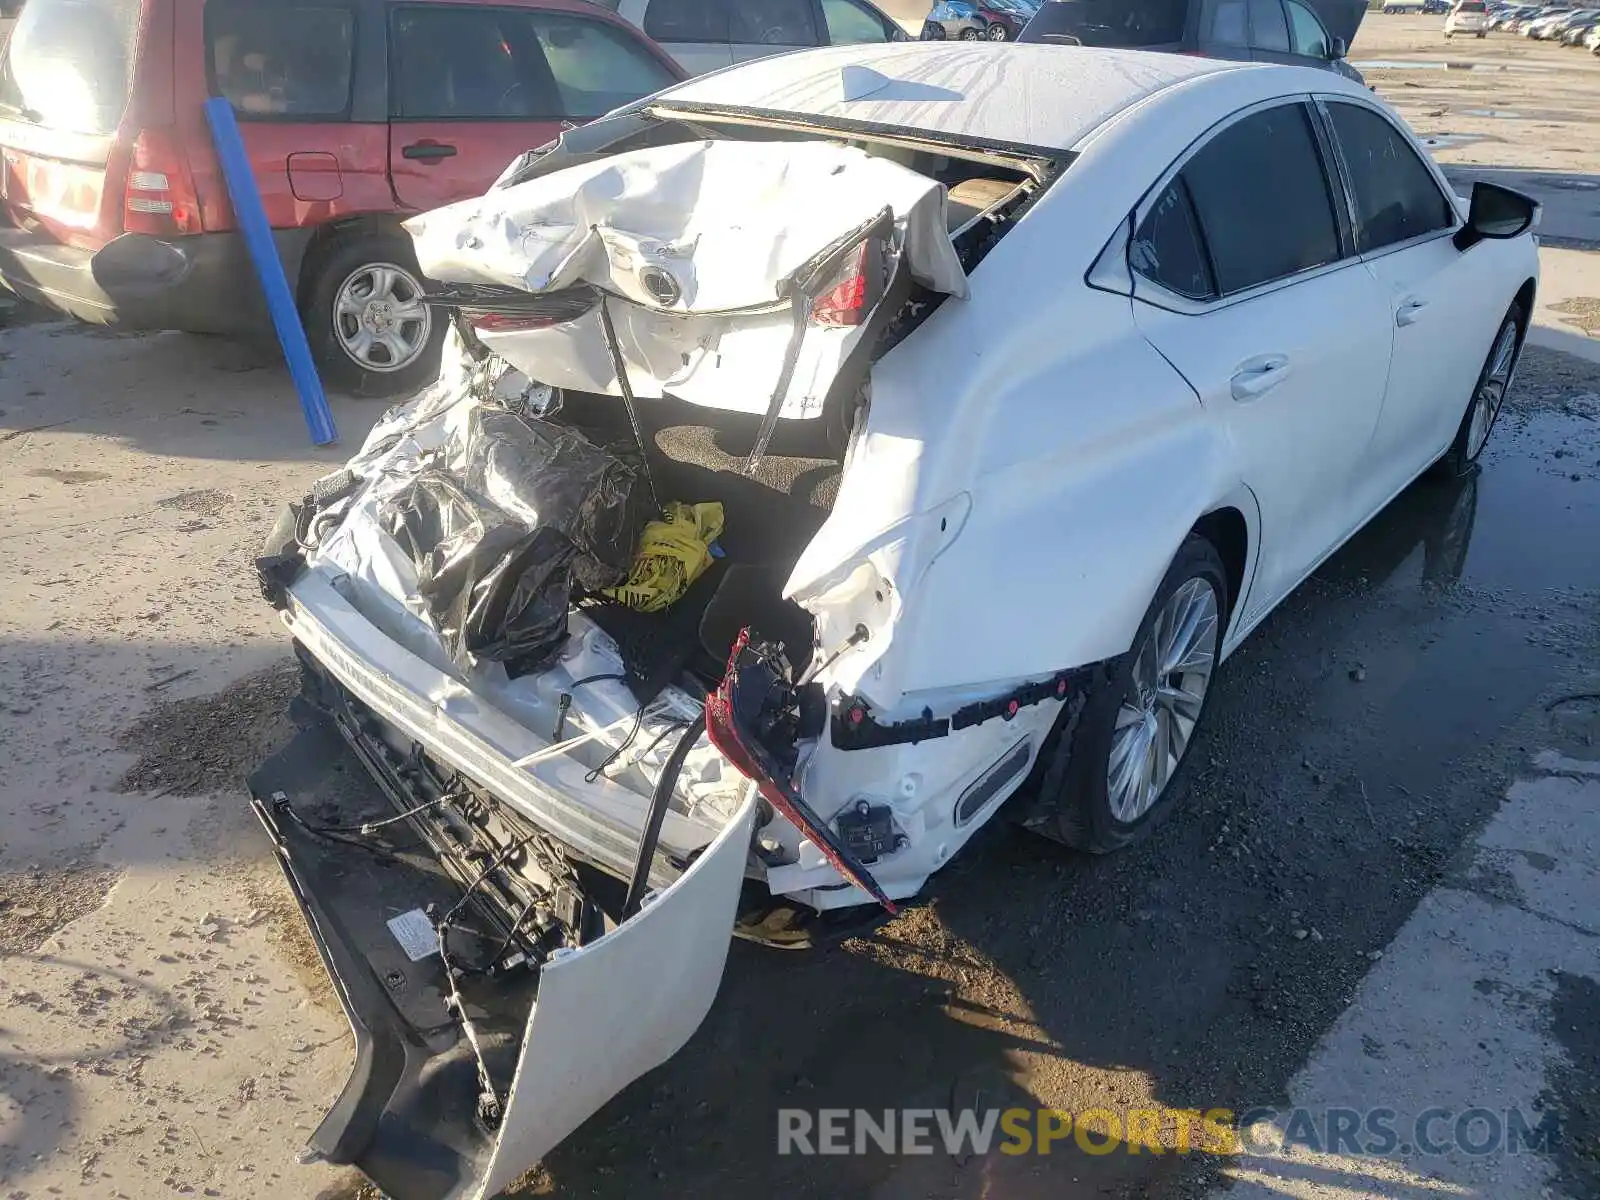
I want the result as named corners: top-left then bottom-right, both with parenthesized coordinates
top-left (250, 41), bottom-right (1538, 1200)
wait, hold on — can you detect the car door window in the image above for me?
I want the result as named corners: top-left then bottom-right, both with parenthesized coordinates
top-left (1131, 177), bottom-right (1217, 300)
top-left (821, 0), bottom-right (892, 43)
top-left (392, 7), bottom-right (538, 118)
top-left (1248, 0), bottom-right (1290, 48)
top-left (1179, 103), bottom-right (1343, 294)
top-left (392, 7), bottom-right (673, 120)
top-left (729, 0), bottom-right (820, 45)
top-left (1210, 0), bottom-right (1250, 44)
top-left (207, 1), bottom-right (355, 118)
top-left (527, 12), bottom-right (677, 117)
top-left (643, 0), bottom-right (729, 42)
top-left (1326, 101), bottom-right (1456, 252)
top-left (1285, 0), bottom-right (1329, 55)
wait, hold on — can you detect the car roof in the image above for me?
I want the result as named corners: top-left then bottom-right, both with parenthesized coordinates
top-left (654, 42), bottom-right (1248, 154)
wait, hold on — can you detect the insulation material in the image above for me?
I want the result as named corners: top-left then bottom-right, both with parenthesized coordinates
top-left (404, 139), bottom-right (968, 419)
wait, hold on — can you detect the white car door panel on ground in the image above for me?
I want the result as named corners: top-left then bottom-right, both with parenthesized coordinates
top-left (1128, 100), bottom-right (1394, 617)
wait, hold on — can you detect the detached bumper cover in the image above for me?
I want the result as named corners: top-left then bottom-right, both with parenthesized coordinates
top-left (251, 713), bottom-right (758, 1200)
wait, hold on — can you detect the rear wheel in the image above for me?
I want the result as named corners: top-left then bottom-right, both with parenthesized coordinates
top-left (1029, 535), bottom-right (1227, 853)
top-left (1436, 302), bottom-right (1524, 477)
top-left (960, 26), bottom-right (983, 39)
top-left (987, 21), bottom-right (1010, 39)
top-left (302, 231), bottom-right (445, 398)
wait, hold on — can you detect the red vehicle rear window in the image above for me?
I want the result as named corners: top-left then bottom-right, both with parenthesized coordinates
top-left (0, 0), bottom-right (142, 135)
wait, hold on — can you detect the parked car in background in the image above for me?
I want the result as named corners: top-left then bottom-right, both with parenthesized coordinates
top-left (922, 0), bottom-right (994, 38)
top-left (1381, 0), bottom-right (1424, 11)
top-left (605, 0), bottom-right (908, 75)
top-left (1521, 6), bottom-right (1575, 34)
top-left (1445, 0), bottom-right (1490, 35)
top-left (1561, 12), bottom-right (1600, 40)
top-left (1018, 0), bottom-right (1367, 84)
top-left (974, 0), bottom-right (1042, 39)
top-left (0, 0), bottom-right (685, 395)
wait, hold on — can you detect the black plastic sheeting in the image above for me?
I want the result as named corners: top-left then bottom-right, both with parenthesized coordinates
top-left (381, 406), bottom-right (648, 671)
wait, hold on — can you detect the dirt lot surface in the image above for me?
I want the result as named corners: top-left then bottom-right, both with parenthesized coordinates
top-left (3, 12), bottom-right (1600, 1200)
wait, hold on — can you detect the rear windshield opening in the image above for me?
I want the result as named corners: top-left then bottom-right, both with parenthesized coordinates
top-left (1020, 0), bottom-right (1189, 46)
top-left (0, 0), bottom-right (142, 134)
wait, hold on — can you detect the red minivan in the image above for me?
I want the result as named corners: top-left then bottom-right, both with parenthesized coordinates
top-left (0, 0), bottom-right (685, 394)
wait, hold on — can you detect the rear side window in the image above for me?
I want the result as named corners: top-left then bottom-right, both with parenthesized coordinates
top-left (1458, 1), bottom-right (1487, 10)
top-left (1248, 0), bottom-right (1291, 48)
top-left (1132, 178), bottom-right (1216, 300)
top-left (643, 0), bottom-right (729, 42)
top-left (1285, 0), bottom-right (1329, 54)
top-left (1020, 0), bottom-right (1189, 46)
top-left (0, 0), bottom-right (141, 135)
top-left (391, 6), bottom-right (677, 120)
top-left (1180, 103), bottom-right (1342, 294)
top-left (207, 2), bottom-right (356, 118)
top-left (729, 0), bottom-right (820, 45)
top-left (1326, 102), bottom-right (1455, 252)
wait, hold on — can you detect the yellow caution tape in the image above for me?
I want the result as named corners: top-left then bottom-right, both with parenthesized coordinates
top-left (603, 501), bottom-right (725, 613)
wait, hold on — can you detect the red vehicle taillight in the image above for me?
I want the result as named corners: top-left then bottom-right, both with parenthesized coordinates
top-left (811, 238), bottom-right (886, 327)
top-left (123, 129), bottom-right (202, 236)
top-left (471, 313), bottom-right (565, 333)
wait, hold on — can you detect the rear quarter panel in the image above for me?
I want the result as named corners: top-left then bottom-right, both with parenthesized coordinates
top-left (796, 67), bottom-right (1346, 707)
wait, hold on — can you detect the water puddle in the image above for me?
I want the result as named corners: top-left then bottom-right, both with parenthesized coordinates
top-left (1420, 132), bottom-right (1491, 149)
top-left (1356, 58), bottom-right (1549, 71)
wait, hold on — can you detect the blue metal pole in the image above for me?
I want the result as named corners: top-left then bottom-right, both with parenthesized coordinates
top-left (203, 97), bottom-right (339, 446)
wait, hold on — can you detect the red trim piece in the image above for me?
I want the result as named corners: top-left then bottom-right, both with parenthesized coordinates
top-left (706, 631), bottom-right (898, 916)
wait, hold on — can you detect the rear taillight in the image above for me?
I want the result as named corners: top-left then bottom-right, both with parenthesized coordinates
top-left (811, 239), bottom-right (885, 327)
top-left (123, 129), bottom-right (202, 236)
top-left (471, 313), bottom-right (564, 333)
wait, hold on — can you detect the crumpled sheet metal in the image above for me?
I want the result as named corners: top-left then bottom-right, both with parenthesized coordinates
top-left (404, 139), bottom-right (969, 419)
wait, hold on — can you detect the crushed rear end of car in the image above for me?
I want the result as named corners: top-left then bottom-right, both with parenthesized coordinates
top-left (250, 102), bottom-right (1073, 1197)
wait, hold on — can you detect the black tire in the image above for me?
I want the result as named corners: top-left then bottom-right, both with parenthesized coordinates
top-left (1434, 302), bottom-right (1524, 478)
top-left (301, 230), bottom-right (446, 398)
top-left (1028, 534), bottom-right (1228, 853)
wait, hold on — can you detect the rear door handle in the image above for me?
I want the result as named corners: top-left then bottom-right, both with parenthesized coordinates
top-left (402, 141), bottom-right (457, 162)
top-left (1230, 354), bottom-right (1290, 402)
top-left (1396, 296), bottom-right (1429, 326)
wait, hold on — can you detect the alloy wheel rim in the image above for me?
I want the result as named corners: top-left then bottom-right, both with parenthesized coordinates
top-left (1467, 319), bottom-right (1519, 459)
top-left (333, 262), bottom-right (432, 373)
top-left (1106, 577), bottom-right (1219, 824)
top-left (987, 22), bottom-right (1009, 38)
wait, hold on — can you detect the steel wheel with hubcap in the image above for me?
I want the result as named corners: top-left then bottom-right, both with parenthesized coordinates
top-left (1437, 303), bottom-right (1523, 476)
top-left (333, 262), bottom-right (432, 376)
top-left (303, 231), bottom-right (447, 398)
top-left (1026, 534), bottom-right (1228, 853)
